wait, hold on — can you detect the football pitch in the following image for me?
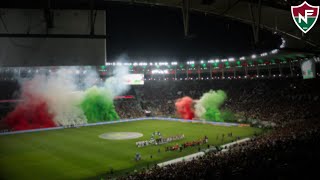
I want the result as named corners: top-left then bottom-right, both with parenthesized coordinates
top-left (0, 120), bottom-right (262, 180)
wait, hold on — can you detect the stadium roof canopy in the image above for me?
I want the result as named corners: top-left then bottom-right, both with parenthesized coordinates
top-left (1, 0), bottom-right (320, 51)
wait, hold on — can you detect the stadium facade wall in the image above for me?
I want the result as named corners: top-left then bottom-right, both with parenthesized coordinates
top-left (0, 117), bottom-right (249, 136)
top-left (0, 9), bottom-right (106, 66)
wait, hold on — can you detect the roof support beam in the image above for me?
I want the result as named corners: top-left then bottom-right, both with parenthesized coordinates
top-left (44, 0), bottom-right (54, 34)
top-left (248, 0), bottom-right (262, 46)
top-left (89, 0), bottom-right (97, 36)
top-left (0, 33), bottom-right (107, 39)
top-left (182, 0), bottom-right (190, 37)
top-left (220, 0), bottom-right (241, 16)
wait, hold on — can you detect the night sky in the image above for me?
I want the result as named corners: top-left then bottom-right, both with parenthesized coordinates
top-left (106, 4), bottom-right (281, 62)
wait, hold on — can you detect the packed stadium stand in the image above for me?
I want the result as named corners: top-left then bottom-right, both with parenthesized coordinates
top-left (118, 120), bottom-right (320, 179)
top-left (115, 77), bottom-right (320, 179)
top-left (119, 78), bottom-right (320, 124)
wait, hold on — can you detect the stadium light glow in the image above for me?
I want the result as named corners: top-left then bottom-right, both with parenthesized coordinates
top-left (228, 58), bottom-right (235, 62)
top-left (221, 59), bottom-right (227, 62)
top-left (271, 49), bottom-right (279, 54)
top-left (215, 59), bottom-right (220, 62)
top-left (159, 62), bottom-right (168, 66)
top-left (260, 52), bottom-right (268, 57)
top-left (171, 62), bottom-right (178, 65)
top-left (152, 69), bottom-right (169, 74)
top-left (133, 62), bottom-right (138, 66)
top-left (240, 56), bottom-right (246, 60)
top-left (251, 54), bottom-right (257, 59)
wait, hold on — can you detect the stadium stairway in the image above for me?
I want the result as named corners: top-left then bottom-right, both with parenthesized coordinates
top-left (132, 86), bottom-right (144, 110)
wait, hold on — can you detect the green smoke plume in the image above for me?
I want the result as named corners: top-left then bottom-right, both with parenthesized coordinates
top-left (80, 86), bottom-right (119, 123)
top-left (196, 90), bottom-right (227, 122)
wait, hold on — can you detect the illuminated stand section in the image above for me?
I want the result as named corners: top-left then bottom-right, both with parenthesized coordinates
top-left (99, 43), bottom-right (318, 80)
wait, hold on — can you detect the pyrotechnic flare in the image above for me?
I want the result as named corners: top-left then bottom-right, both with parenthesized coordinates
top-left (195, 90), bottom-right (227, 122)
top-left (4, 81), bottom-right (56, 130)
top-left (175, 96), bottom-right (194, 120)
top-left (80, 86), bottom-right (119, 122)
top-left (43, 68), bottom-right (88, 125)
top-left (5, 100), bottom-right (56, 130)
top-left (4, 64), bottom-right (130, 130)
top-left (80, 66), bottom-right (129, 122)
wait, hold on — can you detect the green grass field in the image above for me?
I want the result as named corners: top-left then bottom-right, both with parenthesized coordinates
top-left (0, 120), bottom-right (262, 180)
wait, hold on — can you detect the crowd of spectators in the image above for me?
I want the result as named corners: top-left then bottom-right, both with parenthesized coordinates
top-left (1, 77), bottom-right (320, 179)
top-left (115, 99), bottom-right (144, 119)
top-left (113, 78), bottom-right (320, 179)
top-left (133, 78), bottom-right (319, 125)
top-left (118, 119), bottom-right (320, 179)
top-left (1, 78), bottom-right (319, 125)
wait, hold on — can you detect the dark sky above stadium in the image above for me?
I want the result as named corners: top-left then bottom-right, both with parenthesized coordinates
top-left (106, 4), bottom-right (281, 61)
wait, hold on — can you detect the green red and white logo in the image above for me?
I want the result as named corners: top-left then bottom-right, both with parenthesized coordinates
top-left (291, 1), bottom-right (319, 33)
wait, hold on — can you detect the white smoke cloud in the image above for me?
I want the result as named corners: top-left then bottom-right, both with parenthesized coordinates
top-left (43, 68), bottom-right (88, 125)
top-left (103, 65), bottom-right (130, 97)
top-left (194, 102), bottom-right (206, 118)
top-left (14, 61), bottom-right (131, 126)
top-left (17, 67), bottom-right (88, 126)
top-left (82, 68), bottom-right (99, 89)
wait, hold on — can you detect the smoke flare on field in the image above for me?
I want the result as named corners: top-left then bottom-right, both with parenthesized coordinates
top-left (4, 81), bottom-right (56, 130)
top-left (81, 87), bottom-right (119, 122)
top-left (195, 90), bottom-right (227, 122)
top-left (80, 66), bottom-right (129, 122)
top-left (4, 65), bottom-right (130, 131)
top-left (42, 68), bottom-right (88, 126)
top-left (175, 96), bottom-right (195, 120)
top-left (175, 90), bottom-right (227, 121)
top-left (5, 100), bottom-right (56, 130)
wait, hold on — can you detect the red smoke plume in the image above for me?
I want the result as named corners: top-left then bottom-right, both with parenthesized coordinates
top-left (4, 81), bottom-right (56, 131)
top-left (5, 99), bottom-right (56, 131)
top-left (175, 96), bottom-right (194, 120)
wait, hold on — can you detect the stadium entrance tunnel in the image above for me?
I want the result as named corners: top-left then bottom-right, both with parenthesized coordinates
top-left (99, 132), bottom-right (143, 140)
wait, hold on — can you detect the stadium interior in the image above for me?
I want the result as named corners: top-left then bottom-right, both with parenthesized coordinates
top-left (0, 0), bottom-right (320, 179)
